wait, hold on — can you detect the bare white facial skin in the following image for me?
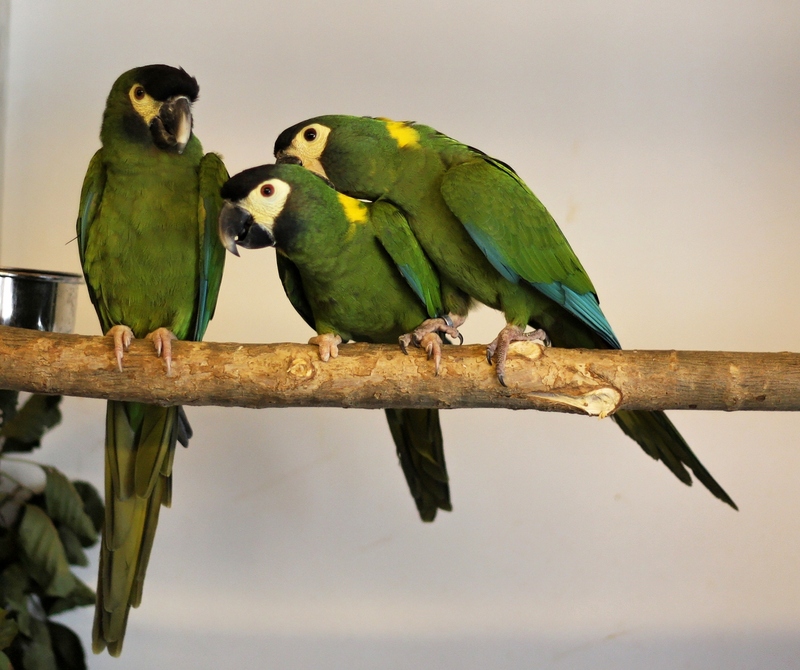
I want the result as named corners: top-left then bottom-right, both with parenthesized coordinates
top-left (277, 123), bottom-right (331, 179)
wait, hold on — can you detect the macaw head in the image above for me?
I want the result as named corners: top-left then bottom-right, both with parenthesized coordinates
top-left (218, 163), bottom-right (338, 257)
top-left (274, 115), bottom-right (411, 199)
top-left (101, 64), bottom-right (199, 154)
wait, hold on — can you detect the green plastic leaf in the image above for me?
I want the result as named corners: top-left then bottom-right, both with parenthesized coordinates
top-left (21, 618), bottom-right (56, 670)
top-left (0, 392), bottom-right (18, 430)
top-left (67, 481), bottom-right (104, 539)
top-left (43, 578), bottom-right (95, 617)
top-left (46, 621), bottom-right (86, 670)
top-left (1, 395), bottom-right (62, 454)
top-left (42, 468), bottom-right (96, 544)
top-left (55, 527), bottom-right (87, 568)
top-left (17, 505), bottom-right (76, 598)
top-left (0, 609), bottom-right (19, 649)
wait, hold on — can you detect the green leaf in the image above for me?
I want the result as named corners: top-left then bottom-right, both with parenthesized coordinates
top-left (46, 621), bottom-right (86, 670)
top-left (0, 650), bottom-right (11, 670)
top-left (1, 395), bottom-right (62, 454)
top-left (0, 609), bottom-right (19, 649)
top-left (67, 481), bottom-right (103, 540)
top-left (1, 564), bottom-right (31, 637)
top-left (0, 392), bottom-right (18, 430)
top-left (21, 618), bottom-right (56, 670)
top-left (43, 578), bottom-right (95, 617)
top-left (0, 529), bottom-right (16, 563)
top-left (42, 468), bottom-right (96, 545)
top-left (17, 505), bottom-right (76, 598)
top-left (55, 527), bottom-right (87, 568)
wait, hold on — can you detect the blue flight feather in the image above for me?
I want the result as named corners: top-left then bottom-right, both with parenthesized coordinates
top-left (397, 263), bottom-right (433, 315)
top-left (462, 221), bottom-right (520, 284)
top-left (532, 281), bottom-right (620, 348)
top-left (462, 219), bottom-right (619, 348)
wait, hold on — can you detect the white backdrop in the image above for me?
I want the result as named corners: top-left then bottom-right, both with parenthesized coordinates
top-left (1, 2), bottom-right (799, 668)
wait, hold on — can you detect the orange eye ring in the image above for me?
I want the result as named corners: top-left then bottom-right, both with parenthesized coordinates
top-left (260, 184), bottom-right (274, 197)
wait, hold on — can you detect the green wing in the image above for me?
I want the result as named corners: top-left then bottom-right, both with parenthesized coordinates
top-left (192, 152), bottom-right (229, 341)
top-left (369, 199), bottom-right (443, 318)
top-left (76, 149), bottom-right (109, 330)
top-left (441, 157), bottom-right (619, 347)
top-left (276, 252), bottom-right (316, 331)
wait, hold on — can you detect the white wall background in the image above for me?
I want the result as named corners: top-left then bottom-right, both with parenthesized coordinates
top-left (1, 1), bottom-right (800, 668)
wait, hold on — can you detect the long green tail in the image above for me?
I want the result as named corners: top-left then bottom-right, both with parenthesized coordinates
top-left (384, 408), bottom-right (451, 521)
top-left (92, 401), bottom-right (180, 656)
top-left (612, 409), bottom-right (737, 509)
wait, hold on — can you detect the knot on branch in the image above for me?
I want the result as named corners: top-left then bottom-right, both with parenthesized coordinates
top-left (0, 325), bottom-right (795, 412)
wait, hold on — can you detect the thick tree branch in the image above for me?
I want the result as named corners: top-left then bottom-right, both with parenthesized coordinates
top-left (0, 325), bottom-right (796, 414)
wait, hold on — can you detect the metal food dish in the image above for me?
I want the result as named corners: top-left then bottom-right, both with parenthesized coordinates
top-left (0, 267), bottom-right (82, 333)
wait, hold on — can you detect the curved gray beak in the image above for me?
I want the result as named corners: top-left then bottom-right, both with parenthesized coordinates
top-left (150, 95), bottom-right (192, 154)
top-left (218, 202), bottom-right (275, 256)
top-left (275, 152), bottom-right (302, 166)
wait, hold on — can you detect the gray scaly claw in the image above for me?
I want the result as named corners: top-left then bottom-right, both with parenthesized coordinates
top-left (487, 325), bottom-right (550, 386)
top-left (398, 314), bottom-right (466, 375)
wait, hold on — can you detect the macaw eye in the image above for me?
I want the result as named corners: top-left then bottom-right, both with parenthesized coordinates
top-left (260, 184), bottom-right (274, 197)
top-left (133, 86), bottom-right (146, 100)
top-left (303, 127), bottom-right (317, 142)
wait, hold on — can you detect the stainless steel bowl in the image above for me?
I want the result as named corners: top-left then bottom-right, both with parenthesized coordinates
top-left (0, 267), bottom-right (83, 333)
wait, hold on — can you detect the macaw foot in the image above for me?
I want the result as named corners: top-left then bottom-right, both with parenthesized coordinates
top-left (309, 333), bottom-right (343, 362)
top-left (487, 324), bottom-right (550, 387)
top-left (106, 325), bottom-right (134, 372)
top-left (146, 328), bottom-right (178, 373)
top-left (398, 314), bottom-right (466, 375)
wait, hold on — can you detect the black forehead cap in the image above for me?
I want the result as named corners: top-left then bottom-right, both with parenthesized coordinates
top-left (134, 64), bottom-right (199, 102)
top-left (221, 165), bottom-right (277, 201)
top-left (274, 119), bottom-right (313, 154)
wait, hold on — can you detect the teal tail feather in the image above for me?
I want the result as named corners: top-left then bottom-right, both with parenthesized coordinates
top-left (384, 408), bottom-right (452, 522)
top-left (612, 409), bottom-right (737, 510)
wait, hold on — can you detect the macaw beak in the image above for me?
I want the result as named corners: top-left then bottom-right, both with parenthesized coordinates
top-left (150, 95), bottom-right (192, 154)
top-left (275, 152), bottom-right (302, 166)
top-left (276, 149), bottom-right (328, 181)
top-left (218, 202), bottom-right (275, 256)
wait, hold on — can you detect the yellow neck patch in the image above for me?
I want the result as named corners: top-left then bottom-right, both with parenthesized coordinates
top-left (378, 118), bottom-right (420, 149)
top-left (338, 193), bottom-right (369, 241)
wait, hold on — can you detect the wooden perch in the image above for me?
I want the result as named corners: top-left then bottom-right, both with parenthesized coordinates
top-left (0, 325), bottom-right (797, 414)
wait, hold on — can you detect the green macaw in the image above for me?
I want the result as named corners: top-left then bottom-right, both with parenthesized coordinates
top-left (273, 115), bottom-right (736, 510)
top-left (218, 163), bottom-right (451, 521)
top-left (76, 64), bottom-right (228, 655)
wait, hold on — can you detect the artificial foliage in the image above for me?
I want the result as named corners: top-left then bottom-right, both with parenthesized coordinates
top-left (0, 390), bottom-right (103, 670)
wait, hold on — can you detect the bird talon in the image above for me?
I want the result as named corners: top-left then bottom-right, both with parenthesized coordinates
top-left (106, 325), bottom-right (134, 371)
top-left (486, 324), bottom-right (551, 385)
top-left (398, 314), bottom-right (466, 371)
top-left (433, 349), bottom-right (442, 376)
top-left (146, 328), bottom-right (177, 374)
top-left (309, 333), bottom-right (343, 362)
top-left (486, 338), bottom-right (499, 365)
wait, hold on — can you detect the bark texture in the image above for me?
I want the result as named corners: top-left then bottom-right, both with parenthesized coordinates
top-left (0, 325), bottom-right (796, 414)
